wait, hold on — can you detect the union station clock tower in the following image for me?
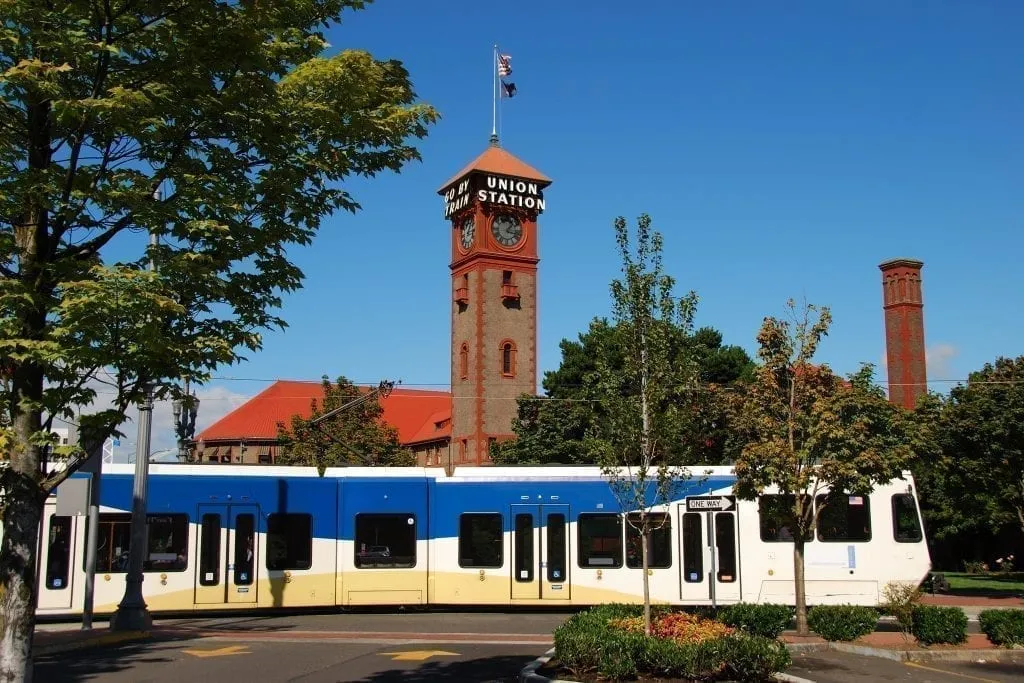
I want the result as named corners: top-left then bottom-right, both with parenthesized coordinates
top-left (438, 137), bottom-right (551, 465)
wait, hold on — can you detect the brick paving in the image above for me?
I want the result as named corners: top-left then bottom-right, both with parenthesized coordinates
top-left (921, 593), bottom-right (1024, 607)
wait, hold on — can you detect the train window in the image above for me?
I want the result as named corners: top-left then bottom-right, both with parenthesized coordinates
top-left (625, 513), bottom-right (672, 569)
top-left (759, 495), bottom-right (812, 542)
top-left (458, 513), bottom-right (503, 568)
top-left (354, 514), bottom-right (416, 569)
top-left (577, 514), bottom-right (622, 568)
top-left (715, 513), bottom-right (737, 583)
top-left (267, 513), bottom-right (312, 570)
top-left (514, 513), bottom-right (534, 582)
top-left (546, 513), bottom-right (567, 583)
top-left (892, 494), bottom-right (923, 543)
top-left (816, 494), bottom-right (871, 542)
top-left (234, 514), bottom-right (255, 584)
top-left (146, 515), bottom-right (189, 571)
top-left (198, 514), bottom-right (221, 586)
top-left (682, 513), bottom-right (703, 583)
top-left (87, 513), bottom-right (189, 573)
top-left (45, 516), bottom-right (72, 590)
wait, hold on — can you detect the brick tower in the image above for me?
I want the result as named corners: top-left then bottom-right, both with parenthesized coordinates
top-left (879, 258), bottom-right (927, 410)
top-left (439, 137), bottom-right (551, 465)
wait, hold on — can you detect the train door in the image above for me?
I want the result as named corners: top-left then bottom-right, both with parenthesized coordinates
top-left (678, 497), bottom-right (741, 604)
top-left (510, 504), bottom-right (570, 601)
top-left (38, 506), bottom-right (75, 610)
top-left (194, 504), bottom-right (259, 605)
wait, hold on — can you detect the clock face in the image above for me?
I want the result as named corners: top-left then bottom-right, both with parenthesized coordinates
top-left (459, 217), bottom-right (475, 251)
top-left (491, 214), bottom-right (523, 247)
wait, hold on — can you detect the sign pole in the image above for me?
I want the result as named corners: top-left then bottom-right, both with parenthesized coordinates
top-left (708, 511), bottom-right (717, 608)
top-left (80, 446), bottom-right (101, 629)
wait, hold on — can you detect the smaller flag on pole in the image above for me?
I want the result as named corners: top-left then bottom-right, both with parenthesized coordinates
top-left (501, 81), bottom-right (517, 98)
top-left (497, 53), bottom-right (512, 77)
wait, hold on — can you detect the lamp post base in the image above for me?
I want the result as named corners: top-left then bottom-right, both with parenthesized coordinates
top-left (109, 603), bottom-right (153, 632)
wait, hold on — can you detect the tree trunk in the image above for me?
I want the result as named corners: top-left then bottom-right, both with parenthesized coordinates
top-left (3, 93), bottom-right (53, 683)
top-left (642, 528), bottom-right (651, 636)
top-left (793, 537), bottom-right (808, 636)
top-left (0, 476), bottom-right (43, 683)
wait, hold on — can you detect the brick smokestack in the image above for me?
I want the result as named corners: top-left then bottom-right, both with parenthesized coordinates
top-left (879, 259), bottom-right (927, 410)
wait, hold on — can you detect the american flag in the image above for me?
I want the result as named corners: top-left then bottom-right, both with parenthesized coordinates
top-left (497, 53), bottom-right (512, 77)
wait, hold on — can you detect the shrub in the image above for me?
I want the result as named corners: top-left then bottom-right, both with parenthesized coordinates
top-left (963, 560), bottom-right (989, 574)
top-left (718, 603), bottom-right (794, 639)
top-left (911, 606), bottom-right (967, 645)
top-left (721, 636), bottom-right (792, 682)
top-left (553, 604), bottom-right (790, 682)
top-left (611, 611), bottom-right (735, 644)
top-left (880, 582), bottom-right (923, 638)
top-left (807, 605), bottom-right (877, 641)
top-left (978, 609), bottom-right (1024, 647)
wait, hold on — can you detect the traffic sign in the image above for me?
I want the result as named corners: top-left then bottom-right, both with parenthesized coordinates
top-left (686, 495), bottom-right (736, 512)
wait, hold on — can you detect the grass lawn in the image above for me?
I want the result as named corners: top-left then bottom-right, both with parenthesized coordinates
top-left (939, 572), bottom-right (1024, 596)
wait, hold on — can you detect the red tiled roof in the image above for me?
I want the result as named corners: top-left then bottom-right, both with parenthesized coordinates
top-left (196, 380), bottom-right (451, 445)
top-left (405, 410), bottom-right (452, 445)
top-left (438, 143), bottom-right (551, 193)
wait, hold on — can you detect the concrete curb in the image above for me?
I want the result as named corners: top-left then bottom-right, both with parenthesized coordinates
top-left (518, 647), bottom-right (815, 683)
top-left (519, 648), bottom-right (570, 683)
top-left (772, 674), bottom-right (817, 683)
top-left (34, 630), bottom-right (151, 657)
top-left (829, 641), bottom-right (1024, 663)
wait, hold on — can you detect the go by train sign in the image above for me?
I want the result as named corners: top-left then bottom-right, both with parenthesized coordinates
top-left (443, 174), bottom-right (547, 219)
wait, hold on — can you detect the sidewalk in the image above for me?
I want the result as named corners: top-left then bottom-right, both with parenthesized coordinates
top-left (33, 618), bottom-right (195, 656)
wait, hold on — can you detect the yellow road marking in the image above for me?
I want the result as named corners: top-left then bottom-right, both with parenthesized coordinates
top-left (182, 645), bottom-right (250, 659)
top-left (378, 650), bottom-right (458, 662)
top-left (905, 661), bottom-right (1000, 683)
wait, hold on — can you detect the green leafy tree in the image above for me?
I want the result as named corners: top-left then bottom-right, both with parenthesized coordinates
top-left (918, 357), bottom-right (1024, 545)
top-left (591, 214), bottom-right (699, 635)
top-left (0, 2), bottom-right (436, 678)
top-left (276, 376), bottom-right (415, 473)
top-left (492, 322), bottom-right (753, 466)
top-left (731, 300), bottom-right (916, 635)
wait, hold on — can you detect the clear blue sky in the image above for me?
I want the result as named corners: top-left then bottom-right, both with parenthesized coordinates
top-left (139, 0), bottom-right (1024, 446)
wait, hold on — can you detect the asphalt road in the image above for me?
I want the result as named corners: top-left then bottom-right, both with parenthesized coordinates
top-left (788, 650), bottom-right (1024, 683)
top-left (34, 611), bottom-right (569, 683)
top-left (35, 638), bottom-right (542, 682)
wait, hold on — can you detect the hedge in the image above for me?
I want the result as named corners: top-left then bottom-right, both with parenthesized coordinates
top-left (717, 603), bottom-right (794, 639)
top-left (911, 605), bottom-right (967, 645)
top-left (978, 609), bottom-right (1024, 647)
top-left (806, 605), bottom-right (877, 641)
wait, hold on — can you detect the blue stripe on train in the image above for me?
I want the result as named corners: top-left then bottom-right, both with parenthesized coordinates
top-left (71, 471), bottom-right (737, 541)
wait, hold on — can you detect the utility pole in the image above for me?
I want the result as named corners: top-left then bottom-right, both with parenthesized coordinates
top-left (110, 188), bottom-right (161, 632)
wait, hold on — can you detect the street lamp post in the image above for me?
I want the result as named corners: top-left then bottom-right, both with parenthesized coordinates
top-left (172, 380), bottom-right (199, 463)
top-left (109, 383), bottom-right (155, 631)
top-left (111, 187), bottom-right (162, 632)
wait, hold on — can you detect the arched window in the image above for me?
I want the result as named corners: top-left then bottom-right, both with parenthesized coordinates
top-left (459, 343), bottom-right (469, 380)
top-left (500, 340), bottom-right (516, 377)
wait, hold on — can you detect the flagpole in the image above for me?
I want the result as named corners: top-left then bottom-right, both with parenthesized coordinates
top-left (492, 44), bottom-right (498, 141)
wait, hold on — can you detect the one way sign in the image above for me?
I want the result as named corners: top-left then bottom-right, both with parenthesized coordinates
top-left (686, 496), bottom-right (736, 512)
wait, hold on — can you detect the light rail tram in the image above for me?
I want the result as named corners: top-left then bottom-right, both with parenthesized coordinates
top-left (37, 464), bottom-right (930, 616)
